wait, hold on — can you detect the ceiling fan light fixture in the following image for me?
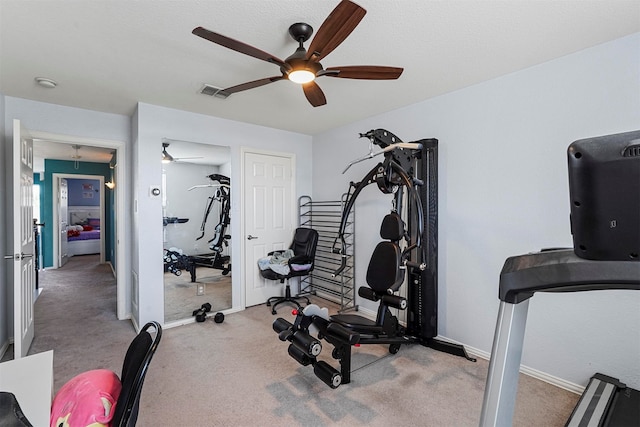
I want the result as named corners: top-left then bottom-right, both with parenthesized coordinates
top-left (192, 1), bottom-right (402, 107)
top-left (288, 69), bottom-right (315, 84)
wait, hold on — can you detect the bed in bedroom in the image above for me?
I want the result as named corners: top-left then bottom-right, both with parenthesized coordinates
top-left (67, 207), bottom-right (102, 256)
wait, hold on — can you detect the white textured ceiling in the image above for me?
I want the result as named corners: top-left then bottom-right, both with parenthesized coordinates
top-left (1, 0), bottom-right (639, 138)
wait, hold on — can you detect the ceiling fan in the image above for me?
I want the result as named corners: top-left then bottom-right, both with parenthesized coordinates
top-left (192, 0), bottom-right (403, 107)
top-left (161, 141), bottom-right (203, 164)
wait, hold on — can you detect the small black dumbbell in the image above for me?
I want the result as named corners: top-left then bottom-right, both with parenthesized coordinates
top-left (192, 303), bottom-right (211, 316)
top-left (192, 303), bottom-right (212, 322)
top-left (213, 312), bottom-right (224, 323)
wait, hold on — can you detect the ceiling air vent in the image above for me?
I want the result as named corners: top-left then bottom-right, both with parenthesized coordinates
top-left (199, 84), bottom-right (229, 99)
top-left (623, 144), bottom-right (640, 157)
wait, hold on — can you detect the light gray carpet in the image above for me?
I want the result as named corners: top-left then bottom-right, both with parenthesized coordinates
top-left (27, 255), bottom-right (135, 388)
top-left (22, 254), bottom-right (579, 426)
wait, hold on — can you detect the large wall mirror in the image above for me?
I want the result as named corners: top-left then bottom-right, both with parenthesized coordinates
top-left (162, 139), bottom-right (232, 324)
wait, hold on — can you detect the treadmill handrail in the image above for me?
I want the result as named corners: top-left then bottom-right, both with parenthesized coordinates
top-left (499, 249), bottom-right (640, 304)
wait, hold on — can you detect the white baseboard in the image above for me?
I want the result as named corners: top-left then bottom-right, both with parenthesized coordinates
top-left (436, 335), bottom-right (585, 395)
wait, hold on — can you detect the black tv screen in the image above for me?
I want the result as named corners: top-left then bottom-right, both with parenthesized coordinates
top-left (568, 130), bottom-right (640, 261)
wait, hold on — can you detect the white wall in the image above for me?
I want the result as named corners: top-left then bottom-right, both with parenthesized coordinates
top-left (312, 33), bottom-right (640, 389)
top-left (3, 98), bottom-right (130, 142)
top-left (132, 103), bottom-right (312, 327)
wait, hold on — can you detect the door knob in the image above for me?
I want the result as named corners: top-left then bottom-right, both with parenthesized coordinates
top-left (247, 235), bottom-right (259, 240)
top-left (4, 254), bottom-right (18, 260)
top-left (21, 253), bottom-right (34, 259)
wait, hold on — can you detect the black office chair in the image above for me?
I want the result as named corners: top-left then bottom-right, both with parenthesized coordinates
top-left (262, 227), bottom-right (319, 315)
top-left (111, 321), bottom-right (162, 427)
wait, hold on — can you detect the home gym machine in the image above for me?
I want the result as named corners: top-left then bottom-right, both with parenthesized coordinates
top-left (163, 174), bottom-right (231, 280)
top-left (480, 130), bottom-right (640, 426)
top-left (188, 173), bottom-right (231, 279)
top-left (272, 129), bottom-right (475, 388)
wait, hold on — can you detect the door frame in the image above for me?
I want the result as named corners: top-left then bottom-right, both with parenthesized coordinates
top-left (239, 146), bottom-right (296, 309)
top-left (52, 173), bottom-right (106, 266)
top-left (30, 131), bottom-right (128, 320)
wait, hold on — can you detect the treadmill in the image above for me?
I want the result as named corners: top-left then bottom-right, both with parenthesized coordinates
top-left (479, 130), bottom-right (640, 426)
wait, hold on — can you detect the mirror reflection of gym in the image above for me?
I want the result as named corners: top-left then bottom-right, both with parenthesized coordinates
top-left (161, 140), bottom-right (232, 324)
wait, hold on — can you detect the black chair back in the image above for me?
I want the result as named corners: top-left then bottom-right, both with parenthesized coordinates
top-left (112, 321), bottom-right (162, 427)
top-left (366, 213), bottom-right (405, 293)
top-left (288, 227), bottom-right (319, 275)
top-left (367, 242), bottom-right (404, 293)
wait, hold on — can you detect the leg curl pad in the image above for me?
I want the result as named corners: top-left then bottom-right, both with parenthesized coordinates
top-left (292, 330), bottom-right (322, 357)
top-left (326, 322), bottom-right (360, 345)
top-left (314, 361), bottom-right (342, 389)
top-left (273, 317), bottom-right (294, 341)
top-left (288, 344), bottom-right (312, 366)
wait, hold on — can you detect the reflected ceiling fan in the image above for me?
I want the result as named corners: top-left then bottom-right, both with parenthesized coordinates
top-left (192, 0), bottom-right (403, 107)
top-left (161, 141), bottom-right (203, 164)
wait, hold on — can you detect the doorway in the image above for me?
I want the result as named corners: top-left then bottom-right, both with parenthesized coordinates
top-left (242, 148), bottom-right (296, 308)
top-left (31, 131), bottom-right (128, 320)
top-left (52, 174), bottom-right (106, 268)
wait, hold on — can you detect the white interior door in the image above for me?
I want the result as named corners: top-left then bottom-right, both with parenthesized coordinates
top-left (244, 151), bottom-right (294, 307)
top-left (11, 119), bottom-right (35, 358)
top-left (58, 178), bottom-right (69, 267)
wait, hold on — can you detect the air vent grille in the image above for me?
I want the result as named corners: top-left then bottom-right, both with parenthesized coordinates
top-left (623, 144), bottom-right (640, 157)
top-left (199, 84), bottom-right (229, 99)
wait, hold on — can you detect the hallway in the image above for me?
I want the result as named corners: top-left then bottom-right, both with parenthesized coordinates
top-left (12, 255), bottom-right (136, 391)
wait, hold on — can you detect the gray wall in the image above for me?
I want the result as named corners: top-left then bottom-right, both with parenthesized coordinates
top-left (132, 103), bottom-right (312, 327)
top-left (312, 33), bottom-right (640, 390)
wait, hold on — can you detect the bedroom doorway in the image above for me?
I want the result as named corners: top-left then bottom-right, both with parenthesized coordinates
top-left (52, 173), bottom-right (106, 267)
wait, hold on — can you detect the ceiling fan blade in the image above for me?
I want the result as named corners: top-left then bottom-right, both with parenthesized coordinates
top-left (193, 26), bottom-right (286, 67)
top-left (306, 0), bottom-right (366, 61)
top-left (302, 81), bottom-right (327, 107)
top-left (324, 66), bottom-right (404, 80)
top-left (222, 76), bottom-right (285, 95)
